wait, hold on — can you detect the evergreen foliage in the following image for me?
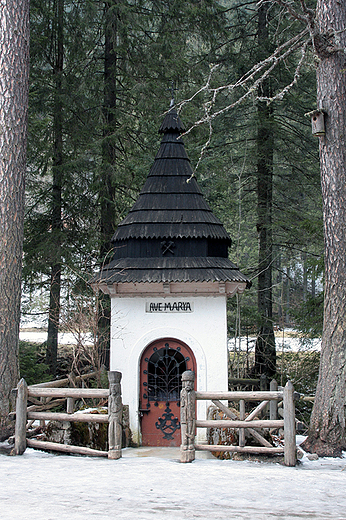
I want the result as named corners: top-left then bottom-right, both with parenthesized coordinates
top-left (292, 293), bottom-right (324, 339)
top-left (19, 341), bottom-right (52, 386)
top-left (23, 0), bottom-right (324, 375)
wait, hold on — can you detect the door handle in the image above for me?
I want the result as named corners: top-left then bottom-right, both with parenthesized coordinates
top-left (138, 408), bottom-right (150, 417)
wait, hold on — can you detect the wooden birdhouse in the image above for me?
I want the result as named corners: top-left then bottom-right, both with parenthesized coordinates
top-left (306, 109), bottom-right (326, 136)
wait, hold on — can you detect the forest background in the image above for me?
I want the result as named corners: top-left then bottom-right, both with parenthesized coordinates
top-left (22, 0), bottom-right (323, 378)
top-left (2, 0), bottom-right (333, 447)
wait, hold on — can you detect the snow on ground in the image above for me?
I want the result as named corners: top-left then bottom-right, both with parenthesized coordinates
top-left (228, 335), bottom-right (321, 353)
top-left (20, 328), bottom-right (321, 352)
top-left (1, 439), bottom-right (345, 520)
top-left (19, 329), bottom-right (94, 346)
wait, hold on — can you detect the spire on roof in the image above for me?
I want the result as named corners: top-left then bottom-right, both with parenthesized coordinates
top-left (169, 80), bottom-right (177, 108)
top-left (159, 106), bottom-right (185, 134)
top-left (160, 82), bottom-right (184, 132)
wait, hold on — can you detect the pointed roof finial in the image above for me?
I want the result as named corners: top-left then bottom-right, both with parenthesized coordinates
top-left (169, 81), bottom-right (177, 108)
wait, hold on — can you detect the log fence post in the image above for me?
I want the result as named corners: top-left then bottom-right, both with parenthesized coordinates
top-left (14, 378), bottom-right (28, 455)
top-left (270, 380), bottom-right (278, 420)
top-left (108, 371), bottom-right (122, 460)
top-left (66, 397), bottom-right (74, 414)
top-left (283, 380), bottom-right (296, 466)
top-left (180, 371), bottom-right (196, 463)
top-left (39, 397), bottom-right (46, 427)
top-left (239, 399), bottom-right (245, 447)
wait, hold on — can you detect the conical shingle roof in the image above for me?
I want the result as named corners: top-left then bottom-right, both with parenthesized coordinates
top-left (112, 108), bottom-right (231, 242)
top-left (92, 106), bottom-right (250, 288)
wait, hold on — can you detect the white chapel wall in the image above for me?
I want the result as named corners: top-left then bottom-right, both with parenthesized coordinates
top-left (109, 294), bottom-right (228, 445)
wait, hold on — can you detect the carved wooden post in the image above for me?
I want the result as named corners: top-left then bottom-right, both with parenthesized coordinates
top-left (180, 370), bottom-right (195, 463)
top-left (14, 378), bottom-right (28, 455)
top-left (270, 379), bottom-right (278, 420)
top-left (108, 371), bottom-right (122, 460)
top-left (283, 380), bottom-right (296, 466)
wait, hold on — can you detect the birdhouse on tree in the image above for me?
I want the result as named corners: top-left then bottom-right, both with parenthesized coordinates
top-left (91, 104), bottom-right (250, 447)
top-left (306, 109), bottom-right (326, 136)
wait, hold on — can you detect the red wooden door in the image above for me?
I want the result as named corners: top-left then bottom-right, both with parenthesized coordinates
top-left (139, 339), bottom-right (196, 447)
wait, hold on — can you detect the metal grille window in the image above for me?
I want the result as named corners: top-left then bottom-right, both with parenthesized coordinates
top-left (145, 343), bottom-right (188, 403)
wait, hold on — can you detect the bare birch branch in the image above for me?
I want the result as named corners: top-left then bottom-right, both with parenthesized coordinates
top-left (179, 28), bottom-right (309, 134)
top-left (176, 19), bottom-right (311, 173)
top-left (257, 38), bottom-right (310, 103)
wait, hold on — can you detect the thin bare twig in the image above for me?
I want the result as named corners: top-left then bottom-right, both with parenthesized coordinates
top-left (176, 23), bottom-right (310, 172)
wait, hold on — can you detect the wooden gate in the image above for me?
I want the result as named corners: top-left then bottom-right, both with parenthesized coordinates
top-left (139, 339), bottom-right (196, 446)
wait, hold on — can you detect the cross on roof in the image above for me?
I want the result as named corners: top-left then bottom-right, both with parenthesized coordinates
top-left (168, 81), bottom-right (178, 107)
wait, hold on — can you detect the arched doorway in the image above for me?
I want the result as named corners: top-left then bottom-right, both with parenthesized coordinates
top-left (139, 338), bottom-right (196, 446)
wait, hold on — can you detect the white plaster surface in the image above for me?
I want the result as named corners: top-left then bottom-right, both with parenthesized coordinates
top-left (110, 295), bottom-right (228, 444)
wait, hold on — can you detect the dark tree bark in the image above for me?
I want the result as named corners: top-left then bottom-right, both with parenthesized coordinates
top-left (0, 0), bottom-right (29, 437)
top-left (254, 4), bottom-right (276, 380)
top-left (46, 0), bottom-right (64, 375)
top-left (302, 0), bottom-right (346, 456)
top-left (97, 1), bottom-right (119, 368)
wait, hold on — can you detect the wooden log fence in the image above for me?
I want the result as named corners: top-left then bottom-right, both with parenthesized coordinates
top-left (30, 369), bottom-right (102, 388)
top-left (228, 374), bottom-right (268, 391)
top-left (14, 371), bottom-right (122, 459)
top-left (180, 371), bottom-right (297, 466)
top-left (12, 369), bottom-right (106, 428)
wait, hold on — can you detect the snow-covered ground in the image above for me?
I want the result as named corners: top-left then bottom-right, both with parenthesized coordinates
top-left (1, 438), bottom-right (345, 520)
top-left (20, 328), bottom-right (321, 352)
top-left (19, 329), bottom-right (94, 346)
top-left (229, 334), bottom-right (321, 353)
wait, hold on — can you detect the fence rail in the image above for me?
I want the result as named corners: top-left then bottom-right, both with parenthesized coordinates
top-left (13, 371), bottom-right (122, 459)
top-left (30, 370), bottom-right (101, 388)
top-left (228, 374), bottom-right (268, 391)
top-left (195, 390), bottom-right (283, 401)
top-left (180, 371), bottom-right (297, 466)
top-left (27, 387), bottom-right (110, 399)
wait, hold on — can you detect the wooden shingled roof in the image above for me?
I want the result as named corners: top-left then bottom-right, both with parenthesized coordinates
top-left (95, 257), bottom-right (250, 285)
top-left (112, 108), bottom-right (231, 242)
top-left (92, 106), bottom-right (250, 287)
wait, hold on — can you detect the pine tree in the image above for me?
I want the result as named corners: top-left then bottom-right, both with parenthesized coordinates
top-left (0, 0), bottom-right (29, 437)
top-left (302, 0), bottom-right (346, 456)
top-left (25, 0), bottom-right (229, 371)
top-left (186, 1), bottom-right (321, 379)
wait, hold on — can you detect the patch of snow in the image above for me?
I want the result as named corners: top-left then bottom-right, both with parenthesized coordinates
top-left (20, 328), bottom-right (321, 351)
top-left (19, 330), bottom-right (94, 346)
top-left (229, 335), bottom-right (321, 353)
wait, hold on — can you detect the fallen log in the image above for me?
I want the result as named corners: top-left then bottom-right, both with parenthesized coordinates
top-left (195, 444), bottom-right (284, 454)
top-left (27, 438), bottom-right (108, 457)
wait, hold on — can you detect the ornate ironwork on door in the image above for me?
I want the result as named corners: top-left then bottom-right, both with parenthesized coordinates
top-left (155, 403), bottom-right (181, 439)
top-left (140, 339), bottom-right (196, 446)
top-left (142, 342), bottom-right (188, 407)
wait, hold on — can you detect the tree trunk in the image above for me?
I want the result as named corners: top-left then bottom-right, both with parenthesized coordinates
top-left (0, 0), bottom-right (29, 437)
top-left (97, 1), bottom-right (119, 368)
top-left (254, 4), bottom-right (276, 380)
top-left (302, 0), bottom-right (346, 456)
top-left (46, 0), bottom-right (64, 375)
